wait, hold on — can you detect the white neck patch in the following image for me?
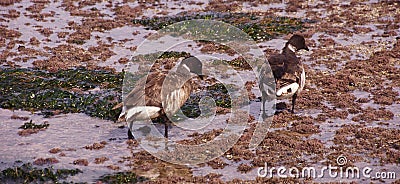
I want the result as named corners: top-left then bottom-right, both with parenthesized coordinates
top-left (288, 44), bottom-right (297, 53)
top-left (182, 64), bottom-right (190, 72)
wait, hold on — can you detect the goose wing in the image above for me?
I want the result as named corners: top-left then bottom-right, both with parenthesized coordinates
top-left (161, 73), bottom-right (192, 116)
top-left (124, 72), bottom-right (165, 109)
top-left (268, 53), bottom-right (286, 80)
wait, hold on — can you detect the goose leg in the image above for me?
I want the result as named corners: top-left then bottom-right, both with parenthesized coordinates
top-left (128, 129), bottom-right (134, 139)
top-left (127, 121), bottom-right (134, 139)
top-left (164, 123), bottom-right (169, 151)
top-left (261, 94), bottom-right (267, 119)
top-left (291, 93), bottom-right (297, 113)
top-left (164, 122), bottom-right (168, 138)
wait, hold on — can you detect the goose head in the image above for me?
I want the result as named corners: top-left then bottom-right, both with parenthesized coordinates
top-left (286, 34), bottom-right (309, 52)
top-left (179, 56), bottom-right (204, 79)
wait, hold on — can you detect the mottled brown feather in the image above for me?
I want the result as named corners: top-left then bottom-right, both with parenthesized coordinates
top-left (123, 71), bottom-right (193, 119)
top-left (268, 47), bottom-right (303, 90)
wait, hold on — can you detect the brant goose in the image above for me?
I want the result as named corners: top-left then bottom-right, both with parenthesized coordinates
top-left (118, 56), bottom-right (203, 139)
top-left (260, 35), bottom-right (309, 114)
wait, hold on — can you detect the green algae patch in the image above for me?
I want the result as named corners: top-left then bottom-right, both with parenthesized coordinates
top-left (133, 12), bottom-right (305, 42)
top-left (98, 172), bottom-right (147, 184)
top-left (159, 51), bottom-right (191, 59)
top-left (210, 57), bottom-right (253, 71)
top-left (0, 163), bottom-right (82, 183)
top-left (207, 83), bottom-right (233, 109)
top-left (225, 57), bottom-right (252, 70)
top-left (0, 67), bottom-right (123, 121)
top-left (19, 120), bottom-right (49, 129)
top-left (18, 120), bottom-right (51, 136)
top-left (180, 83), bottom-right (233, 118)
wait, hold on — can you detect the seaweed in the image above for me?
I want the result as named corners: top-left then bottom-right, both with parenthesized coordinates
top-left (159, 51), bottom-right (191, 59)
top-left (19, 120), bottom-right (49, 130)
top-left (98, 172), bottom-right (147, 184)
top-left (0, 67), bottom-right (124, 121)
top-left (180, 83), bottom-right (232, 118)
top-left (133, 12), bottom-right (305, 42)
top-left (213, 57), bottom-right (252, 70)
top-left (0, 163), bottom-right (82, 183)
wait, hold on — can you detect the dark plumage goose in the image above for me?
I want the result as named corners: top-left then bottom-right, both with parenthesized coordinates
top-left (260, 35), bottom-right (309, 115)
top-left (117, 56), bottom-right (203, 139)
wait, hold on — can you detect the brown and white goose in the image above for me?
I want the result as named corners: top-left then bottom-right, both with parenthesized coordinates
top-left (118, 56), bottom-right (203, 139)
top-left (260, 35), bottom-right (309, 114)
